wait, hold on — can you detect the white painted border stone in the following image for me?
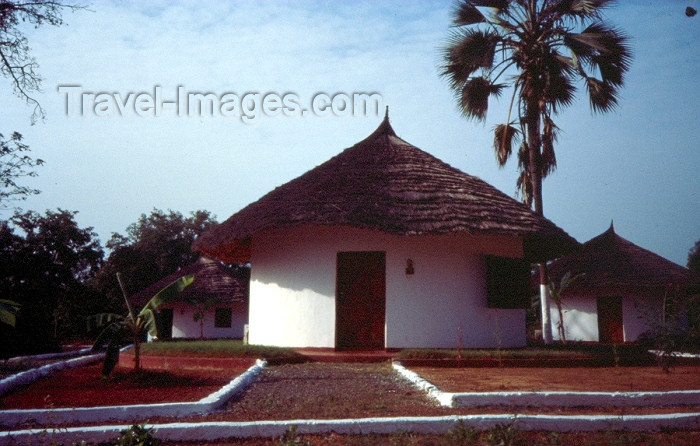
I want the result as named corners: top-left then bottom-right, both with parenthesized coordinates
top-left (0, 359), bottom-right (266, 428)
top-left (1, 413), bottom-right (699, 445)
top-left (393, 361), bottom-right (700, 409)
top-left (0, 346), bottom-right (136, 398)
top-left (0, 353), bottom-right (105, 398)
top-left (2, 347), bottom-right (92, 363)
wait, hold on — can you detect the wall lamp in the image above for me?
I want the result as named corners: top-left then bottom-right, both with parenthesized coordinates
top-left (405, 258), bottom-right (414, 275)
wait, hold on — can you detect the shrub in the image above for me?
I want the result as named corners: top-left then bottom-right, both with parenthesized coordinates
top-left (114, 423), bottom-right (160, 446)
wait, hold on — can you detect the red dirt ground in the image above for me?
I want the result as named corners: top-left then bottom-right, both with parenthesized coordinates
top-left (0, 359), bottom-right (255, 409)
top-left (2, 358), bottom-right (698, 413)
top-left (411, 365), bottom-right (700, 392)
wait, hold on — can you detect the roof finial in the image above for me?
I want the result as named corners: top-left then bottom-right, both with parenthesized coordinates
top-left (609, 220), bottom-right (615, 232)
top-left (384, 106), bottom-right (389, 120)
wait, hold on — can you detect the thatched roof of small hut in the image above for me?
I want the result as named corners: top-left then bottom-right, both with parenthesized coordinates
top-left (130, 257), bottom-right (249, 308)
top-left (193, 113), bottom-right (578, 263)
top-left (548, 222), bottom-right (693, 297)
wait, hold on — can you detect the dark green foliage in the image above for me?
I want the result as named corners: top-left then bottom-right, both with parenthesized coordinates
top-left (638, 284), bottom-right (700, 371)
top-left (0, 132), bottom-right (43, 208)
top-left (688, 239), bottom-right (700, 275)
top-left (89, 274), bottom-right (194, 377)
top-left (113, 424), bottom-right (160, 446)
top-left (0, 0), bottom-right (86, 123)
top-left (447, 421), bottom-right (478, 444)
top-left (0, 210), bottom-right (104, 357)
top-left (94, 209), bottom-right (217, 310)
top-left (275, 426), bottom-right (311, 446)
top-left (485, 423), bottom-right (521, 446)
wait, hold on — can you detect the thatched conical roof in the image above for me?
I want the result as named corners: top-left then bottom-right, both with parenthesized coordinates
top-left (130, 257), bottom-right (249, 308)
top-left (548, 222), bottom-right (693, 297)
top-left (193, 113), bottom-right (578, 263)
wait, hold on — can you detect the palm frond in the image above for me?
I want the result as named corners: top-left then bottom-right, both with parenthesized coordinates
top-left (515, 141), bottom-right (533, 206)
top-left (585, 77), bottom-right (618, 113)
top-left (516, 166), bottom-right (533, 207)
top-left (589, 26), bottom-right (632, 86)
top-left (459, 76), bottom-right (503, 120)
top-left (541, 116), bottom-right (558, 177)
top-left (442, 28), bottom-right (500, 84)
top-left (567, 22), bottom-right (629, 59)
top-left (543, 53), bottom-right (577, 111)
top-left (471, 0), bottom-right (510, 10)
top-left (493, 123), bottom-right (519, 166)
top-left (544, 0), bottom-right (615, 21)
top-left (453, 1), bottom-right (486, 26)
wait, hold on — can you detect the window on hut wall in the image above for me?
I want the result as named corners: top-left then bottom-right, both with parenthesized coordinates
top-left (214, 307), bottom-right (233, 328)
top-left (485, 256), bottom-right (530, 309)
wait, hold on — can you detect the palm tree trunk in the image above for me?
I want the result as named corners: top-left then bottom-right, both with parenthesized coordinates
top-left (526, 98), bottom-right (553, 344)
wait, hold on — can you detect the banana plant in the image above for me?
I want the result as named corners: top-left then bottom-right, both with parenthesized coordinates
top-left (548, 271), bottom-right (584, 344)
top-left (88, 272), bottom-right (194, 378)
top-left (0, 299), bottom-right (21, 328)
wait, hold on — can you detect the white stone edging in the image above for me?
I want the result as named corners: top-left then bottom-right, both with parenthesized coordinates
top-left (649, 350), bottom-right (700, 360)
top-left (392, 361), bottom-right (700, 408)
top-left (0, 353), bottom-right (105, 398)
top-left (0, 346), bottom-right (137, 399)
top-left (0, 359), bottom-right (266, 428)
top-left (2, 347), bottom-right (93, 364)
top-left (1, 413), bottom-right (699, 445)
top-left (391, 361), bottom-right (454, 406)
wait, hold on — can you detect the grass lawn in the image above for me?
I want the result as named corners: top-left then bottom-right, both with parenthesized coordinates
top-left (138, 339), bottom-right (306, 360)
top-left (395, 343), bottom-right (654, 360)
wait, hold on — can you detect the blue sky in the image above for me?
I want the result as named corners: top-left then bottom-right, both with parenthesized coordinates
top-left (0, 0), bottom-right (697, 267)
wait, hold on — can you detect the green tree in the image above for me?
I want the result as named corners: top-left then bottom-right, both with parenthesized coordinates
top-left (0, 132), bottom-right (43, 209)
top-left (88, 273), bottom-right (194, 377)
top-left (441, 0), bottom-right (631, 343)
top-left (688, 239), bottom-right (700, 275)
top-left (95, 209), bottom-right (217, 304)
top-left (0, 209), bottom-right (104, 357)
top-left (0, 1), bottom-right (85, 209)
top-left (0, 0), bottom-right (86, 122)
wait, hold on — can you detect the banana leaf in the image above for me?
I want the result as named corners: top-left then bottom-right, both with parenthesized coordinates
top-left (139, 275), bottom-right (194, 337)
top-left (86, 313), bottom-right (124, 332)
top-left (88, 273), bottom-right (194, 376)
top-left (0, 299), bottom-right (21, 328)
top-left (90, 320), bottom-right (124, 352)
top-left (102, 332), bottom-right (123, 378)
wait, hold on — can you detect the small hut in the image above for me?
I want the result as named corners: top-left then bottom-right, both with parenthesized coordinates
top-left (193, 113), bottom-right (577, 349)
top-left (131, 257), bottom-right (249, 340)
top-left (547, 222), bottom-right (693, 343)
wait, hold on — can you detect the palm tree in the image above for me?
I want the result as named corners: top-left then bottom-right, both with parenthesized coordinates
top-left (441, 0), bottom-right (630, 343)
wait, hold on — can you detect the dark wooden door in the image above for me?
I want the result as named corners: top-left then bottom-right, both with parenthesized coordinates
top-left (336, 251), bottom-right (385, 350)
top-left (597, 296), bottom-right (623, 343)
top-left (157, 308), bottom-right (174, 340)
